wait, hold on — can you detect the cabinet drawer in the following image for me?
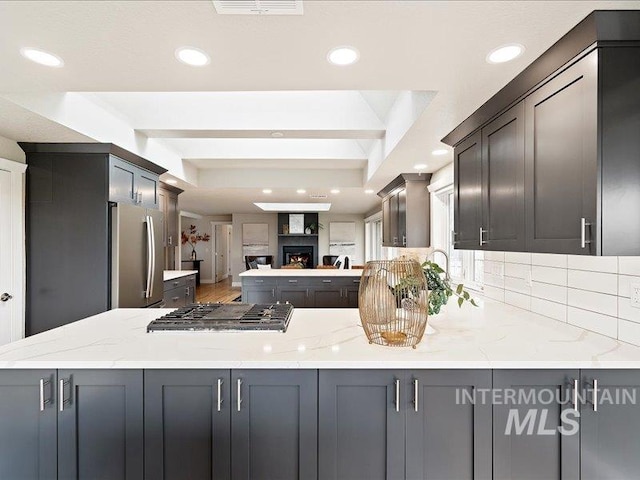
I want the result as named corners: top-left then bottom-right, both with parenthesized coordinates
top-left (185, 275), bottom-right (196, 288)
top-left (242, 277), bottom-right (277, 287)
top-left (315, 277), bottom-right (361, 287)
top-left (164, 286), bottom-right (186, 308)
top-left (164, 277), bottom-right (187, 292)
top-left (277, 277), bottom-right (316, 287)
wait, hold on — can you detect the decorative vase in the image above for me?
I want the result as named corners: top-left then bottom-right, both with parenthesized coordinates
top-left (305, 227), bottom-right (312, 234)
top-left (358, 260), bottom-right (428, 348)
top-left (191, 249), bottom-right (197, 260)
top-left (282, 224), bottom-right (289, 235)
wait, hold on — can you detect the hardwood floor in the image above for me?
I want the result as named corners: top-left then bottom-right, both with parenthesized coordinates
top-left (196, 277), bottom-right (241, 303)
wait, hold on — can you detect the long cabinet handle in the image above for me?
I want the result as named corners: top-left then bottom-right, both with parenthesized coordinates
top-left (39, 378), bottom-right (51, 412)
top-left (394, 379), bottom-right (400, 413)
top-left (593, 379), bottom-right (598, 412)
top-left (217, 378), bottom-right (223, 412)
top-left (573, 378), bottom-right (579, 411)
top-left (149, 215), bottom-right (156, 298)
top-left (413, 379), bottom-right (419, 412)
top-left (145, 216), bottom-right (153, 299)
top-left (58, 379), bottom-right (67, 412)
top-left (581, 218), bottom-right (592, 249)
top-left (479, 227), bottom-right (487, 246)
top-left (237, 378), bottom-right (242, 412)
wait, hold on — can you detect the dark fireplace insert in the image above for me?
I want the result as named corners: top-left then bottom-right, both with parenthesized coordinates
top-left (282, 245), bottom-right (315, 269)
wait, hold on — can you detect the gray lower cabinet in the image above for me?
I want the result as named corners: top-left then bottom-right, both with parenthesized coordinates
top-left (580, 370), bottom-right (640, 479)
top-left (0, 370), bottom-right (57, 480)
top-left (319, 370), bottom-right (406, 480)
top-left (144, 370), bottom-right (231, 480)
top-left (232, 370), bottom-right (318, 480)
top-left (493, 369), bottom-right (580, 480)
top-left (163, 274), bottom-right (196, 308)
top-left (57, 369), bottom-right (144, 480)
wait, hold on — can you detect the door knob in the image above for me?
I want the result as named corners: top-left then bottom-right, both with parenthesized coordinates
top-left (1, 293), bottom-right (13, 302)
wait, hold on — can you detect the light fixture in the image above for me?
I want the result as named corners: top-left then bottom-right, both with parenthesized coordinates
top-left (413, 163), bottom-right (427, 170)
top-left (262, 188), bottom-right (272, 194)
top-left (432, 149), bottom-right (448, 156)
top-left (175, 46), bottom-right (210, 66)
top-left (330, 189), bottom-right (340, 194)
top-left (20, 47), bottom-right (64, 67)
top-left (254, 202), bottom-right (332, 212)
top-left (297, 189), bottom-right (306, 194)
top-left (271, 131), bottom-right (284, 138)
top-left (364, 189), bottom-right (375, 194)
top-left (486, 43), bottom-right (524, 64)
top-left (327, 46), bottom-right (360, 66)
top-left (165, 179), bottom-right (178, 185)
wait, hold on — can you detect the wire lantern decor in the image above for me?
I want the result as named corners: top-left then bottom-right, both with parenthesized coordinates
top-left (358, 260), bottom-right (429, 348)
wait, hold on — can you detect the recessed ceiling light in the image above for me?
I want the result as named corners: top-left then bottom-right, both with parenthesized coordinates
top-left (432, 149), bottom-right (448, 156)
top-left (297, 189), bottom-right (306, 194)
top-left (330, 189), bottom-right (340, 194)
top-left (486, 43), bottom-right (525, 64)
top-left (262, 188), bottom-right (272, 194)
top-left (364, 189), bottom-right (375, 194)
top-left (327, 46), bottom-right (360, 66)
top-left (175, 46), bottom-right (210, 66)
top-left (413, 164), bottom-right (427, 170)
top-left (271, 131), bottom-right (284, 138)
top-left (165, 179), bottom-right (178, 185)
top-left (254, 202), bottom-right (332, 212)
top-left (20, 47), bottom-right (64, 67)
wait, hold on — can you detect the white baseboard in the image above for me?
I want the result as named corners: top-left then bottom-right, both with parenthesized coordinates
top-left (232, 281), bottom-right (241, 288)
top-left (200, 279), bottom-right (214, 284)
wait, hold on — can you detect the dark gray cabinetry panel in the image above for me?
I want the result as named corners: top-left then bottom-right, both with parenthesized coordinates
top-left (319, 370), bottom-right (405, 480)
top-left (382, 197), bottom-right (392, 246)
top-left (454, 132), bottom-right (483, 250)
top-left (397, 188), bottom-right (407, 246)
top-left (310, 282), bottom-right (346, 308)
top-left (525, 51), bottom-right (598, 255)
top-left (158, 183), bottom-right (181, 269)
top-left (136, 169), bottom-right (159, 209)
top-left (482, 102), bottom-right (525, 251)
top-left (144, 370), bottom-right (231, 480)
top-left (232, 370), bottom-right (318, 480)
top-left (163, 285), bottom-right (186, 308)
top-left (493, 370), bottom-right (579, 480)
top-left (278, 285), bottom-right (311, 307)
top-left (0, 370), bottom-right (57, 480)
top-left (57, 369), bottom-right (144, 480)
top-left (580, 370), bottom-right (640, 479)
top-left (388, 192), bottom-right (400, 247)
top-left (406, 370), bottom-right (492, 480)
top-left (162, 274), bottom-right (196, 308)
top-left (345, 278), bottom-right (361, 308)
top-left (110, 156), bottom-right (136, 204)
top-left (244, 286), bottom-right (277, 304)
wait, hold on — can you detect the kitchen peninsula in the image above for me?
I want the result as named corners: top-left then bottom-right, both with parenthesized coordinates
top-left (240, 268), bottom-right (363, 307)
top-left (2, 301), bottom-right (640, 479)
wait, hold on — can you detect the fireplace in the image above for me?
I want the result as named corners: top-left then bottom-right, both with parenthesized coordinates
top-left (282, 245), bottom-right (315, 269)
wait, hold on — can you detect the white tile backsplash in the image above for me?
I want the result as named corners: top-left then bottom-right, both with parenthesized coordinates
top-left (476, 250), bottom-right (640, 346)
top-left (568, 269), bottom-right (618, 295)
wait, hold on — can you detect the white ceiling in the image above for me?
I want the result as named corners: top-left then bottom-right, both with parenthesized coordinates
top-left (0, 1), bottom-right (638, 215)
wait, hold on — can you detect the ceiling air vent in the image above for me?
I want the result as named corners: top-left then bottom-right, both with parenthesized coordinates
top-left (213, 0), bottom-right (303, 15)
top-left (309, 194), bottom-right (328, 199)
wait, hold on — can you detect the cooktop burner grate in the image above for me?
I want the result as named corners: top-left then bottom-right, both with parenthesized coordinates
top-left (147, 303), bottom-right (294, 332)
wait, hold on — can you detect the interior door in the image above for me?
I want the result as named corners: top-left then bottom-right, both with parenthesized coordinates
top-left (0, 169), bottom-right (12, 345)
top-left (215, 225), bottom-right (225, 283)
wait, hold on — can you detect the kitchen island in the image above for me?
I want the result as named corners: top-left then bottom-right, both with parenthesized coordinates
top-left (2, 301), bottom-right (640, 479)
top-left (239, 268), bottom-right (362, 307)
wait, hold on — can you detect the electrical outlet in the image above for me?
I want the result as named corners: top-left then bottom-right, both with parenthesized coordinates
top-left (631, 283), bottom-right (640, 309)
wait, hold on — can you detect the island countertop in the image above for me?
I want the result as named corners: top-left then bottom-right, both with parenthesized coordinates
top-left (163, 270), bottom-right (198, 281)
top-left (239, 269), bottom-right (363, 277)
top-left (2, 299), bottom-right (640, 369)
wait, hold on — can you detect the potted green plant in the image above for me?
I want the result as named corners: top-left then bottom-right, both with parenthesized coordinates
top-left (308, 222), bottom-right (324, 234)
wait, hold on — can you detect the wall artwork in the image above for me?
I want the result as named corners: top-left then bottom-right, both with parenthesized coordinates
top-left (329, 222), bottom-right (356, 257)
top-left (242, 223), bottom-right (269, 257)
top-left (288, 214), bottom-right (304, 234)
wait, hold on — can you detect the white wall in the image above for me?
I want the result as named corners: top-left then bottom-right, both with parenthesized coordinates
top-left (231, 213), bottom-right (279, 282)
top-left (179, 214), bottom-right (233, 282)
top-left (0, 135), bottom-right (25, 163)
top-left (318, 213), bottom-right (366, 266)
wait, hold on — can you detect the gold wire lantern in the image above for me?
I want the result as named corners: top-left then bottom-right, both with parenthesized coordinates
top-left (358, 260), bottom-right (428, 348)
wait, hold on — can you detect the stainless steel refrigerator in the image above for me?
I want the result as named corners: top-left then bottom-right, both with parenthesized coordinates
top-left (111, 203), bottom-right (164, 308)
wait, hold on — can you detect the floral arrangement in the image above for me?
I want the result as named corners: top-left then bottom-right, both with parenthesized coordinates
top-left (181, 225), bottom-right (210, 259)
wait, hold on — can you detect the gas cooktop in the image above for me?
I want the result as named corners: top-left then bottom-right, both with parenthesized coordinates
top-left (147, 303), bottom-right (294, 333)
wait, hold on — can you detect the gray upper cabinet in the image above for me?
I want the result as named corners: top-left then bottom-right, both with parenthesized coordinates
top-left (580, 370), bottom-right (640, 480)
top-left (109, 155), bottom-right (160, 209)
top-left (158, 182), bottom-right (182, 269)
top-left (482, 102), bottom-right (525, 251)
top-left (454, 132), bottom-right (483, 249)
top-left (0, 370), bottom-right (57, 480)
top-left (232, 370), bottom-right (318, 480)
top-left (379, 173), bottom-right (431, 248)
top-left (524, 51), bottom-right (598, 255)
top-left (444, 12), bottom-right (640, 255)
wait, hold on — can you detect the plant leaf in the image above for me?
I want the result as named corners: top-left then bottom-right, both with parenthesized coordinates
top-left (457, 296), bottom-right (464, 307)
top-left (456, 283), bottom-right (464, 295)
top-left (470, 299), bottom-right (478, 307)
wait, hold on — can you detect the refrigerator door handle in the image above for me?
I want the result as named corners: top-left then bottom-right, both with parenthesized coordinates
top-left (149, 215), bottom-right (156, 298)
top-left (145, 215), bottom-right (153, 299)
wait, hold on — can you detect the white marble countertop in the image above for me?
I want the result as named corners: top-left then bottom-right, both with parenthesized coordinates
top-left (163, 270), bottom-right (198, 281)
top-left (240, 269), bottom-right (363, 277)
top-left (2, 299), bottom-right (640, 369)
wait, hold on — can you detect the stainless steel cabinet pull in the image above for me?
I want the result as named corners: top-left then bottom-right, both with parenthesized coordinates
top-left (479, 228), bottom-right (487, 246)
top-left (271, 288), bottom-right (275, 297)
top-left (186, 286), bottom-right (190, 296)
top-left (237, 379), bottom-right (242, 412)
top-left (39, 378), bottom-right (51, 412)
top-left (413, 379), bottom-right (419, 412)
top-left (353, 279), bottom-right (360, 284)
top-left (394, 379), bottom-right (400, 413)
top-left (58, 379), bottom-right (70, 412)
top-left (168, 235), bottom-right (172, 246)
top-left (322, 279), bottom-right (331, 283)
top-left (217, 379), bottom-right (223, 412)
top-left (573, 378), bottom-right (579, 411)
top-left (172, 296), bottom-right (180, 302)
top-left (393, 237), bottom-right (398, 245)
top-left (255, 279), bottom-right (264, 283)
top-left (402, 235), bottom-right (406, 246)
top-left (288, 279), bottom-right (298, 283)
top-left (173, 281), bottom-right (179, 286)
top-left (581, 218), bottom-right (592, 249)
top-left (593, 379), bottom-right (598, 412)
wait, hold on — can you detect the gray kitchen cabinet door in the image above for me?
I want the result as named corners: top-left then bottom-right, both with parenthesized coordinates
top-left (580, 370), bottom-right (640, 480)
top-left (397, 188), bottom-right (407, 246)
top-left (136, 168), bottom-right (159, 210)
top-left (524, 50), bottom-right (598, 255)
top-left (345, 284), bottom-right (360, 308)
top-left (406, 370), bottom-right (492, 480)
top-left (0, 370), bottom-right (57, 480)
top-left (319, 370), bottom-right (405, 480)
top-left (231, 370), bottom-right (318, 480)
top-left (493, 370), bottom-right (580, 480)
top-left (453, 131), bottom-right (483, 250)
top-left (382, 196), bottom-right (392, 246)
top-left (163, 285), bottom-right (187, 309)
top-left (481, 102), bottom-right (525, 251)
top-left (185, 274), bottom-right (196, 304)
top-left (109, 155), bottom-right (137, 204)
top-left (278, 286), bottom-right (311, 307)
top-left (242, 285), bottom-right (277, 304)
top-left (311, 278), bottom-right (347, 307)
top-left (144, 370), bottom-right (231, 480)
top-left (57, 369), bottom-right (144, 480)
